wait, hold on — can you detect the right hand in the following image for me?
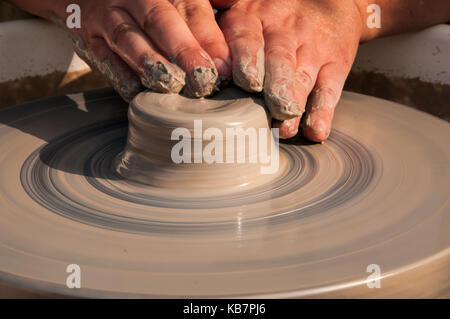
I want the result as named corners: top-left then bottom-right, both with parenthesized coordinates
top-left (214, 0), bottom-right (363, 142)
top-left (60, 0), bottom-right (232, 101)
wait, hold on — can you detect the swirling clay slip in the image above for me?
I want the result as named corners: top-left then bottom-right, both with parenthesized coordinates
top-left (0, 87), bottom-right (448, 298)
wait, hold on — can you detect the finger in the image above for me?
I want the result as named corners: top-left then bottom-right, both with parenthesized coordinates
top-left (302, 63), bottom-right (348, 142)
top-left (100, 7), bottom-right (185, 93)
top-left (275, 45), bottom-right (320, 138)
top-left (219, 9), bottom-right (264, 92)
top-left (263, 30), bottom-right (302, 121)
top-left (272, 117), bottom-right (300, 139)
top-left (72, 35), bottom-right (143, 102)
top-left (170, 0), bottom-right (232, 82)
top-left (129, 0), bottom-right (219, 97)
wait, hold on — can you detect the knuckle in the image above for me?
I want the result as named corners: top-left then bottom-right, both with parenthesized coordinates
top-left (316, 85), bottom-right (337, 97)
top-left (199, 37), bottom-right (223, 50)
top-left (173, 45), bottom-right (201, 62)
top-left (142, 2), bottom-right (174, 30)
top-left (311, 85), bottom-right (340, 109)
top-left (228, 29), bottom-right (263, 44)
top-left (110, 22), bottom-right (136, 47)
top-left (172, 1), bottom-right (212, 21)
top-left (219, 9), bottom-right (247, 28)
top-left (295, 68), bottom-right (314, 90)
top-left (265, 46), bottom-right (296, 61)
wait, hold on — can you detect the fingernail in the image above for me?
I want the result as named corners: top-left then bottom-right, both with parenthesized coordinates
top-left (233, 62), bottom-right (263, 92)
top-left (265, 90), bottom-right (302, 120)
top-left (213, 58), bottom-right (231, 79)
top-left (246, 65), bottom-right (258, 78)
top-left (244, 65), bottom-right (263, 91)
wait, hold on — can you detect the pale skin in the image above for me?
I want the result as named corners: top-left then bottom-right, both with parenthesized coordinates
top-left (7, 0), bottom-right (450, 141)
top-left (214, 0), bottom-right (450, 141)
top-left (7, 0), bottom-right (233, 100)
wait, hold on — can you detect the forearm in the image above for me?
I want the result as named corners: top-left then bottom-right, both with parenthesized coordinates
top-left (357, 0), bottom-right (450, 41)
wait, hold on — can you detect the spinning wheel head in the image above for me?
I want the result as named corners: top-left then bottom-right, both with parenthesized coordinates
top-left (0, 88), bottom-right (448, 298)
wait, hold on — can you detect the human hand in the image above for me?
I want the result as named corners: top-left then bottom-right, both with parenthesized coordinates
top-left (34, 0), bottom-right (232, 101)
top-left (216, 0), bottom-right (364, 141)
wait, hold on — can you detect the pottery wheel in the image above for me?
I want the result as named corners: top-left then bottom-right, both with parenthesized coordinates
top-left (0, 87), bottom-right (449, 298)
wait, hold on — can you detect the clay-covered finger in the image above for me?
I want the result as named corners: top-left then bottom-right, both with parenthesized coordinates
top-left (72, 35), bottom-right (143, 102)
top-left (272, 117), bottom-right (300, 139)
top-left (263, 30), bottom-right (301, 120)
top-left (128, 0), bottom-right (219, 97)
top-left (302, 63), bottom-right (348, 142)
top-left (219, 9), bottom-right (264, 92)
top-left (170, 0), bottom-right (232, 82)
top-left (275, 45), bottom-right (321, 138)
top-left (100, 7), bottom-right (185, 94)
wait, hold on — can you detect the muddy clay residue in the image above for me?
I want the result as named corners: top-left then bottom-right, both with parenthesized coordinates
top-left (232, 48), bottom-right (264, 93)
top-left (183, 66), bottom-right (219, 98)
top-left (142, 59), bottom-right (185, 94)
